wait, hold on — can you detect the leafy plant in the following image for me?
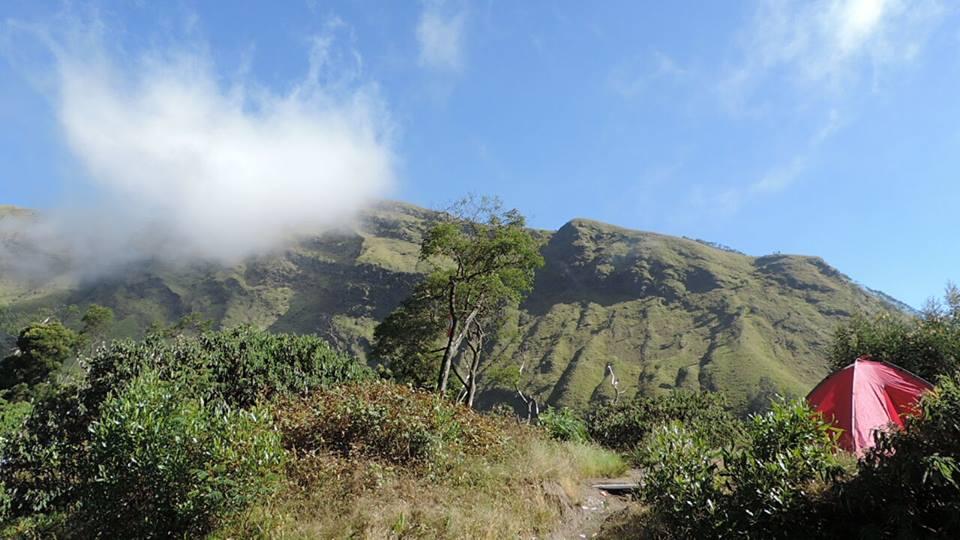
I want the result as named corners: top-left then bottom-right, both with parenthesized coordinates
top-left (825, 370), bottom-right (960, 537)
top-left (587, 390), bottom-right (741, 451)
top-left (77, 371), bottom-right (285, 538)
top-left (0, 397), bottom-right (31, 441)
top-left (721, 399), bottom-right (842, 536)
top-left (636, 422), bottom-right (726, 538)
top-left (538, 407), bottom-right (589, 443)
top-left (635, 399), bottom-right (841, 539)
top-left (83, 325), bottom-right (372, 409)
top-left (0, 328), bottom-right (368, 530)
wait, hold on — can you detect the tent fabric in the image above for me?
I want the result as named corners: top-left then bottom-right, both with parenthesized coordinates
top-left (806, 356), bottom-right (933, 454)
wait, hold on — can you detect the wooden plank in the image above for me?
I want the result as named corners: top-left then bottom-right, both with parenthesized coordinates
top-left (592, 482), bottom-right (640, 493)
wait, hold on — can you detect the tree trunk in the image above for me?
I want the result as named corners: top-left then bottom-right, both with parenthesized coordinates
top-left (437, 281), bottom-right (459, 393)
top-left (437, 296), bottom-right (481, 394)
top-left (466, 325), bottom-right (484, 408)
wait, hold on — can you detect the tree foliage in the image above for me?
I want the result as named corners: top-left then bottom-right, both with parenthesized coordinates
top-left (374, 196), bottom-right (544, 406)
top-left (0, 320), bottom-right (81, 398)
top-left (78, 304), bottom-right (114, 344)
top-left (372, 278), bottom-right (448, 388)
top-left (830, 284), bottom-right (960, 381)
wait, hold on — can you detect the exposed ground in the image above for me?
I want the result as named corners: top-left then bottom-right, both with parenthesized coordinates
top-left (549, 469), bottom-right (643, 540)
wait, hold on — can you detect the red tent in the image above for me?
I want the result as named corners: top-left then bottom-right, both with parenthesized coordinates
top-left (806, 356), bottom-right (933, 455)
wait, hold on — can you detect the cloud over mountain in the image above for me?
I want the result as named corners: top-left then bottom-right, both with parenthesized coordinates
top-left (5, 19), bottom-right (396, 273)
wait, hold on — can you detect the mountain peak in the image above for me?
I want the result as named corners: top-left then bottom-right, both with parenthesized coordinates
top-left (1, 199), bottom-right (910, 412)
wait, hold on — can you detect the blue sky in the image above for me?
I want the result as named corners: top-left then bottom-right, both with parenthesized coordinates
top-left (1, 1), bottom-right (959, 308)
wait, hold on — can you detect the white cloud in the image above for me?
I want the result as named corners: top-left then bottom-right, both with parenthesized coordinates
top-left (750, 108), bottom-right (842, 194)
top-left (4, 19), bottom-right (395, 273)
top-left (750, 155), bottom-right (809, 194)
top-left (703, 1), bottom-right (946, 216)
top-left (416, 1), bottom-right (466, 71)
top-left (691, 108), bottom-right (844, 214)
top-left (727, 0), bottom-right (944, 101)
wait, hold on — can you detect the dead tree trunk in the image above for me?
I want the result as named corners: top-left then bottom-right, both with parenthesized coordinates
top-left (606, 362), bottom-right (623, 404)
top-left (514, 358), bottom-right (540, 423)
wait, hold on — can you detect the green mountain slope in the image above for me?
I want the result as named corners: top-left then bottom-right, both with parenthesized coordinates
top-left (0, 202), bottom-right (901, 411)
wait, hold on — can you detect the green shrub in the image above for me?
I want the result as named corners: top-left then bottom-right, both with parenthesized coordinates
top-left (0, 328), bottom-right (365, 529)
top-left (538, 407), bottom-right (589, 443)
top-left (830, 286), bottom-right (960, 381)
top-left (823, 370), bottom-right (960, 537)
top-left (636, 399), bottom-right (840, 539)
top-left (0, 397), bottom-right (31, 441)
top-left (0, 386), bottom-right (91, 519)
top-left (77, 371), bottom-right (284, 538)
top-left (84, 325), bottom-right (373, 409)
top-left (721, 399), bottom-right (842, 536)
top-left (636, 422), bottom-right (726, 538)
top-left (276, 381), bottom-right (507, 470)
top-left (587, 390), bottom-right (741, 451)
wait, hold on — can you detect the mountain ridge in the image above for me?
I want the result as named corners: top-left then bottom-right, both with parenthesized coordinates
top-left (0, 200), bottom-right (906, 411)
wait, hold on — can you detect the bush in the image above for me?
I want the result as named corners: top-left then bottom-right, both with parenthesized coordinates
top-left (84, 325), bottom-right (373, 409)
top-left (721, 399), bottom-right (842, 536)
top-left (823, 370), bottom-right (960, 537)
top-left (636, 422), bottom-right (726, 538)
top-left (0, 386), bottom-right (91, 519)
top-left (538, 407), bottom-right (589, 443)
top-left (587, 390), bottom-right (741, 451)
top-left (0, 398), bottom-right (31, 441)
top-left (0, 328), bottom-right (366, 530)
top-left (636, 399), bottom-right (841, 539)
top-left (276, 381), bottom-right (507, 470)
top-left (77, 372), bottom-right (285, 538)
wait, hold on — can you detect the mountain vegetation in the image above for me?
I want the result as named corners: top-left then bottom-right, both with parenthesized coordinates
top-left (600, 288), bottom-right (960, 538)
top-left (0, 324), bottom-right (625, 538)
top-left (1, 200), bottom-right (958, 538)
top-left (0, 201), bottom-right (903, 415)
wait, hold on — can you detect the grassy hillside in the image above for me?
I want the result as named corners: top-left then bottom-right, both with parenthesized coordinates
top-left (0, 201), bottom-right (901, 411)
top-left (486, 219), bottom-right (895, 411)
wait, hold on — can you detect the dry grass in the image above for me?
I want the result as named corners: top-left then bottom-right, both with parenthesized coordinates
top-left (216, 430), bottom-right (625, 539)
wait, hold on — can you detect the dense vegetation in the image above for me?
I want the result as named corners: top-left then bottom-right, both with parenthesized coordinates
top-left (598, 286), bottom-right (960, 539)
top-left (0, 324), bottom-right (371, 536)
top-left (830, 283), bottom-right (960, 381)
top-left (1, 200), bottom-right (956, 538)
top-left (0, 321), bottom-right (624, 538)
top-left (586, 390), bottom-right (741, 450)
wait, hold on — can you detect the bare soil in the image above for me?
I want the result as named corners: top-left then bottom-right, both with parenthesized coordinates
top-left (546, 470), bottom-right (643, 540)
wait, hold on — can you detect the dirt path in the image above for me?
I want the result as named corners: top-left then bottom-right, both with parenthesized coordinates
top-left (547, 471), bottom-right (642, 539)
